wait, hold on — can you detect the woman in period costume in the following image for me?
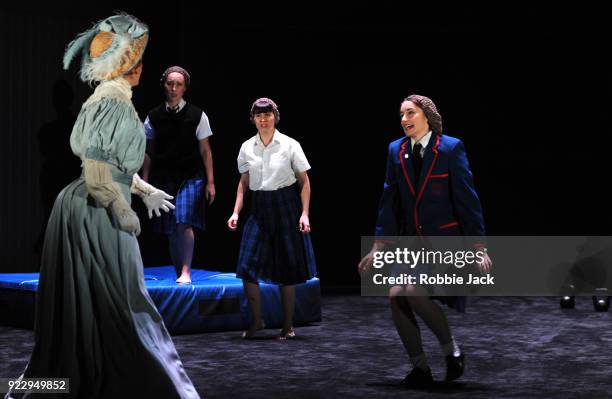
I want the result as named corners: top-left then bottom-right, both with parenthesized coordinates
top-left (6, 14), bottom-right (200, 399)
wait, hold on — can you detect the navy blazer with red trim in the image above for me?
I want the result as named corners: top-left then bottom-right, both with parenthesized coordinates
top-left (375, 133), bottom-right (485, 239)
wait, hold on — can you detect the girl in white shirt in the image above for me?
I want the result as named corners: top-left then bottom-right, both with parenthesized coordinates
top-left (228, 98), bottom-right (317, 339)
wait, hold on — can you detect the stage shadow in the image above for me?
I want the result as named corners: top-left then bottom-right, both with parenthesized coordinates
top-left (34, 79), bottom-right (80, 258)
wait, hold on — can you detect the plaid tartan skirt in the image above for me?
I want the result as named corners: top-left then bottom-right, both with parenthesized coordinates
top-left (237, 184), bottom-right (317, 285)
top-left (151, 175), bottom-right (206, 235)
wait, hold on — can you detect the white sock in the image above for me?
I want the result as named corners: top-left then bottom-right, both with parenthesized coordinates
top-left (442, 336), bottom-right (461, 357)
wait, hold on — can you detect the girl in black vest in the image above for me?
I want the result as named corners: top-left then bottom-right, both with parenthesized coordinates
top-left (143, 66), bottom-right (216, 284)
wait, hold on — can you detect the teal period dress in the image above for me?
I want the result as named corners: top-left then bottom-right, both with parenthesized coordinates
top-left (11, 79), bottom-right (200, 398)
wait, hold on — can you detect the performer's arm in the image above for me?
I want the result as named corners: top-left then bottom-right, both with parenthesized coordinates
top-left (83, 159), bottom-right (140, 235)
top-left (227, 173), bottom-right (249, 231)
top-left (449, 140), bottom-right (491, 273)
top-left (131, 173), bottom-right (175, 219)
top-left (449, 140), bottom-right (485, 237)
top-left (199, 138), bottom-right (215, 204)
top-left (142, 116), bottom-right (155, 182)
top-left (142, 152), bottom-right (152, 181)
top-left (296, 171), bottom-right (311, 233)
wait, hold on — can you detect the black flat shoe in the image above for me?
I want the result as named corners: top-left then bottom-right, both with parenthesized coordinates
top-left (593, 296), bottom-right (611, 312)
top-left (445, 352), bottom-right (465, 382)
top-left (560, 296), bottom-right (575, 309)
top-left (400, 367), bottom-right (433, 388)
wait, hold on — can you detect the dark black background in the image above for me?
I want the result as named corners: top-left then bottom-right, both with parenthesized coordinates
top-left (1, 2), bottom-right (610, 289)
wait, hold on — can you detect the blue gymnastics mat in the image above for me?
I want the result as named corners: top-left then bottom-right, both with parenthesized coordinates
top-left (0, 266), bottom-right (321, 335)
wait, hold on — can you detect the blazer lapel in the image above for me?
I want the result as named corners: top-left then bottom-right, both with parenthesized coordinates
top-left (398, 137), bottom-right (417, 197)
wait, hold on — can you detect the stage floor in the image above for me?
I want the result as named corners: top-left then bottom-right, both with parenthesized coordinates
top-left (1, 296), bottom-right (611, 398)
top-left (0, 266), bottom-right (321, 334)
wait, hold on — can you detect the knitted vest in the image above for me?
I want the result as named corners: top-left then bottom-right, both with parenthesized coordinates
top-left (148, 103), bottom-right (203, 181)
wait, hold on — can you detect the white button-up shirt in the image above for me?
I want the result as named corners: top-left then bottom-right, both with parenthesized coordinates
top-left (237, 130), bottom-right (311, 191)
top-left (410, 130), bottom-right (432, 157)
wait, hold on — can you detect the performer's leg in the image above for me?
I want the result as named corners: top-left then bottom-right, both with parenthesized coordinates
top-left (405, 287), bottom-right (464, 381)
top-left (405, 293), bottom-right (453, 347)
top-left (390, 285), bottom-right (433, 386)
top-left (243, 280), bottom-right (265, 338)
top-left (389, 286), bottom-right (428, 370)
top-left (175, 223), bottom-right (194, 284)
top-left (279, 285), bottom-right (296, 339)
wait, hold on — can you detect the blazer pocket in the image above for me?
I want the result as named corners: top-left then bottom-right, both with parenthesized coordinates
top-left (430, 173), bottom-right (449, 179)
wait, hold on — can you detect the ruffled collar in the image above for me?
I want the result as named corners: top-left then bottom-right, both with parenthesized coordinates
top-left (83, 77), bottom-right (135, 108)
top-left (95, 77), bottom-right (133, 100)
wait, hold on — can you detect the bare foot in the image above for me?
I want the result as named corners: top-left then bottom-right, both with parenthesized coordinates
top-left (176, 274), bottom-right (192, 284)
top-left (242, 320), bottom-right (265, 339)
top-left (277, 327), bottom-right (296, 340)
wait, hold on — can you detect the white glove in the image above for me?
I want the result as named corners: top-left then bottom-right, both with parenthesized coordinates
top-left (131, 173), bottom-right (175, 219)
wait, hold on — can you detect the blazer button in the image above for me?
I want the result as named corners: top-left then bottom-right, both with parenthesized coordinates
top-left (419, 225), bottom-right (423, 229)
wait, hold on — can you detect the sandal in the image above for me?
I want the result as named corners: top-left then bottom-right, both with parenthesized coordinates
top-left (277, 327), bottom-right (296, 340)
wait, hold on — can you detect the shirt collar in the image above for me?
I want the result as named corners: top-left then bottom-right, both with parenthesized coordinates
top-left (255, 129), bottom-right (283, 147)
top-left (166, 98), bottom-right (186, 112)
top-left (411, 130), bottom-right (433, 150)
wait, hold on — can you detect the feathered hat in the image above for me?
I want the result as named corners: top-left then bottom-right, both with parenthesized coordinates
top-left (63, 13), bottom-right (148, 83)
